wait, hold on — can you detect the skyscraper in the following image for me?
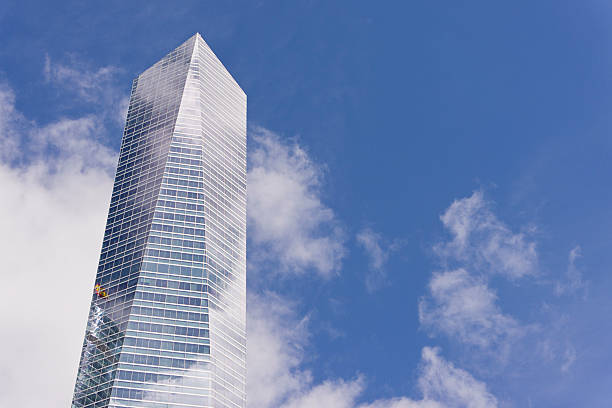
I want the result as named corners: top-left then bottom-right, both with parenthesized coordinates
top-left (71, 33), bottom-right (246, 408)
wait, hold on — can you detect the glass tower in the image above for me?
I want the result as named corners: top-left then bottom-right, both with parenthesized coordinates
top-left (71, 33), bottom-right (246, 408)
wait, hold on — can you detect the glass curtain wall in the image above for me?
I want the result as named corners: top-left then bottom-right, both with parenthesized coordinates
top-left (72, 33), bottom-right (246, 408)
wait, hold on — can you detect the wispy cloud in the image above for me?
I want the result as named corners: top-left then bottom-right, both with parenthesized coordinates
top-left (360, 347), bottom-right (499, 408)
top-left (555, 245), bottom-right (587, 297)
top-left (356, 227), bottom-right (402, 292)
top-left (560, 343), bottom-right (577, 373)
top-left (419, 269), bottom-right (525, 355)
top-left (415, 347), bottom-right (498, 408)
top-left (247, 126), bottom-right (345, 278)
top-left (0, 82), bottom-right (27, 162)
top-left (44, 54), bottom-right (119, 101)
top-left (420, 192), bottom-right (534, 358)
top-left (436, 191), bottom-right (538, 280)
top-left (44, 54), bottom-right (128, 126)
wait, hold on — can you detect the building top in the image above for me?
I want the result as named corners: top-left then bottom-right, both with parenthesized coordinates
top-left (139, 32), bottom-right (245, 97)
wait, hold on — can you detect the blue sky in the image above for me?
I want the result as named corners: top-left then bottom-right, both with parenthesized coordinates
top-left (1, 1), bottom-right (612, 407)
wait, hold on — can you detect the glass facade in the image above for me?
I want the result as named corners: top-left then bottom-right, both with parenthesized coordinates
top-left (72, 33), bottom-right (247, 408)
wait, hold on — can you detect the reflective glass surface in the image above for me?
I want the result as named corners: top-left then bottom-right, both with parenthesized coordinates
top-left (72, 33), bottom-right (246, 408)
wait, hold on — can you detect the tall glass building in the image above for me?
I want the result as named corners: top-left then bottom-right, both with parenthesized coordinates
top-left (71, 33), bottom-right (246, 408)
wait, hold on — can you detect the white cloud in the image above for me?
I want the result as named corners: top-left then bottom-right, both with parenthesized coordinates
top-left (283, 379), bottom-right (364, 408)
top-left (419, 191), bottom-right (539, 361)
top-left (247, 126), bottom-right (345, 278)
top-left (360, 399), bottom-right (442, 408)
top-left (356, 227), bottom-right (402, 292)
top-left (247, 292), bottom-right (312, 408)
top-left (360, 347), bottom-right (497, 408)
top-left (357, 228), bottom-right (388, 271)
top-left (415, 347), bottom-right (498, 408)
top-left (555, 245), bottom-right (587, 297)
top-left (247, 291), bottom-right (365, 408)
top-left (436, 191), bottom-right (537, 280)
top-left (0, 82), bottom-right (115, 407)
top-left (31, 116), bottom-right (116, 170)
top-left (419, 269), bottom-right (525, 354)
